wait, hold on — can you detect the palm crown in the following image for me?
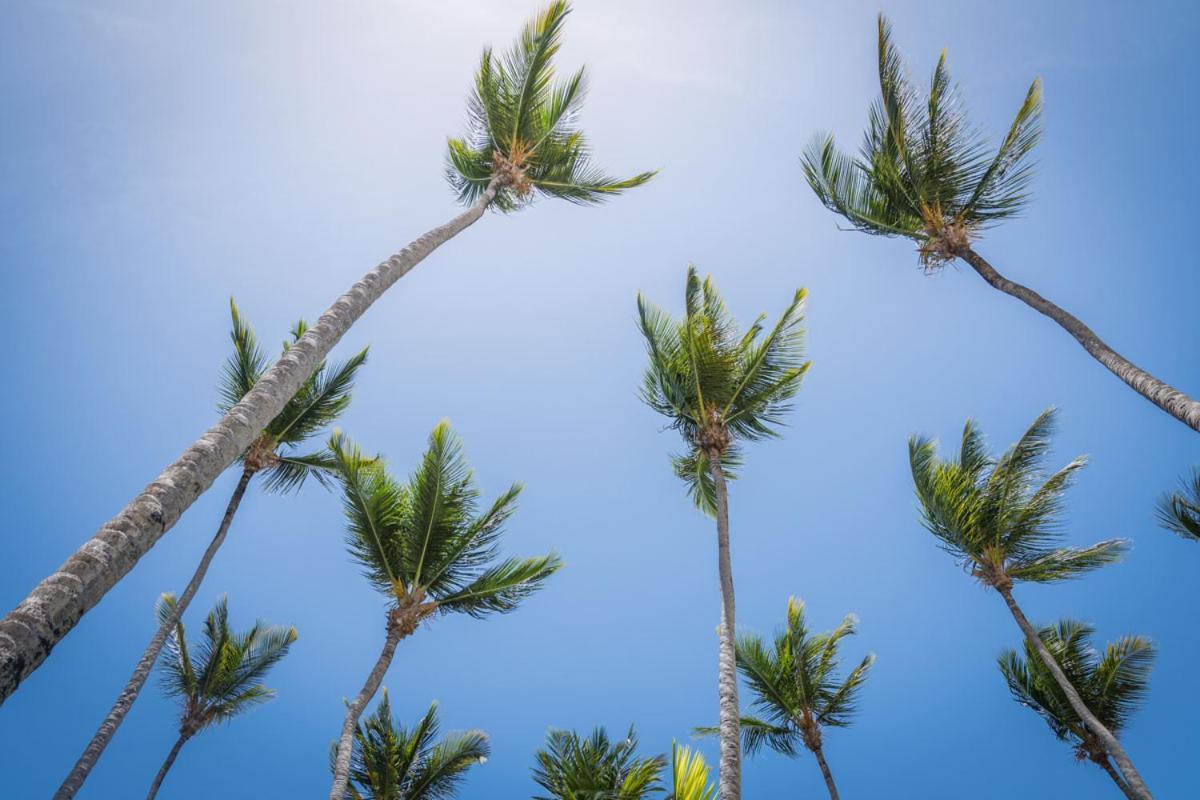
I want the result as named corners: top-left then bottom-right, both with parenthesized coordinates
top-left (532, 726), bottom-right (664, 800)
top-left (803, 15), bottom-right (1042, 269)
top-left (999, 619), bottom-right (1154, 763)
top-left (329, 421), bottom-right (561, 619)
top-left (155, 594), bottom-right (296, 736)
top-left (335, 690), bottom-right (488, 800)
top-left (447, 1), bottom-right (656, 211)
top-left (219, 299), bottom-right (368, 491)
top-left (667, 744), bottom-right (716, 800)
top-left (637, 266), bottom-right (809, 513)
top-left (909, 408), bottom-right (1127, 589)
top-left (1156, 468), bottom-right (1200, 542)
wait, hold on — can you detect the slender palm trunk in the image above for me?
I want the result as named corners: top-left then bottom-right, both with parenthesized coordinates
top-left (54, 469), bottom-right (254, 800)
top-left (811, 746), bottom-right (839, 800)
top-left (1098, 756), bottom-right (1140, 800)
top-left (0, 180), bottom-right (501, 705)
top-left (708, 454), bottom-right (742, 800)
top-left (996, 585), bottom-right (1152, 799)
top-left (145, 732), bottom-right (191, 800)
top-left (959, 247), bottom-right (1200, 433)
top-left (328, 620), bottom-right (408, 799)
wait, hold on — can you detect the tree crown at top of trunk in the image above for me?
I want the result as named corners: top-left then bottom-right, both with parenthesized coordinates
top-left (532, 725), bottom-right (665, 800)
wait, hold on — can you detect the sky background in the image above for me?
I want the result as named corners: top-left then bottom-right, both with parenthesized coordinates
top-left (2, 1), bottom-right (1198, 797)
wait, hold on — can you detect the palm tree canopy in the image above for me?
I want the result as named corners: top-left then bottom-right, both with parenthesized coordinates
top-left (446, 1), bottom-right (656, 211)
top-left (909, 408), bottom-right (1127, 587)
top-left (329, 421), bottom-right (561, 614)
top-left (219, 299), bottom-right (368, 492)
top-left (999, 619), bottom-right (1154, 759)
top-left (666, 744), bottom-right (715, 800)
top-left (531, 726), bottom-right (664, 800)
top-left (802, 14), bottom-right (1042, 269)
top-left (637, 266), bottom-right (810, 514)
top-left (1156, 468), bottom-right (1200, 541)
top-left (333, 690), bottom-right (488, 800)
top-left (155, 594), bottom-right (296, 734)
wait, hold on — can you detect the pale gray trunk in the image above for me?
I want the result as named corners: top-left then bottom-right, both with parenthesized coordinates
top-left (959, 247), bottom-right (1200, 433)
top-left (997, 586), bottom-right (1152, 799)
top-left (328, 620), bottom-right (406, 800)
top-left (1098, 756), bottom-right (1140, 800)
top-left (812, 746), bottom-right (839, 800)
top-left (0, 181), bottom-right (499, 704)
top-left (54, 468), bottom-right (254, 800)
top-left (708, 454), bottom-right (741, 800)
top-left (145, 732), bottom-right (190, 800)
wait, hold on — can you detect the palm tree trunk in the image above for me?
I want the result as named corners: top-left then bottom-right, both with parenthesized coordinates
top-left (54, 468), bottom-right (254, 800)
top-left (959, 246), bottom-right (1200, 433)
top-left (0, 180), bottom-right (502, 705)
top-left (708, 454), bottom-right (742, 800)
top-left (145, 732), bottom-right (190, 800)
top-left (328, 619), bottom-right (408, 800)
top-left (996, 585), bottom-right (1152, 799)
top-left (811, 746), bottom-right (840, 800)
top-left (1098, 756), bottom-right (1140, 800)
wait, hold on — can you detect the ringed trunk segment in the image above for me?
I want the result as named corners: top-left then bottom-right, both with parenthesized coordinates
top-left (708, 452), bottom-right (742, 800)
top-left (0, 180), bottom-right (501, 705)
top-left (958, 247), bottom-right (1200, 433)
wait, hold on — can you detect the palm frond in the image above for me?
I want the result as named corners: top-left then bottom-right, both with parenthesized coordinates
top-left (1156, 468), bottom-right (1200, 542)
top-left (217, 298), bottom-right (268, 413)
top-left (434, 554), bottom-right (562, 618)
top-left (667, 743), bottom-right (716, 800)
top-left (532, 726), bottom-right (664, 800)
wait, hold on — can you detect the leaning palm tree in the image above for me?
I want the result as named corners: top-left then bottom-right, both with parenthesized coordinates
top-left (0, 0), bottom-right (653, 702)
top-left (55, 300), bottom-right (365, 800)
top-left (999, 619), bottom-right (1155, 799)
top-left (331, 689), bottom-right (489, 800)
top-left (328, 422), bottom-right (561, 799)
top-left (637, 266), bottom-right (809, 800)
top-left (1155, 468), bottom-right (1200, 542)
top-left (909, 408), bottom-right (1152, 799)
top-left (531, 726), bottom-right (664, 800)
top-left (145, 594), bottom-right (296, 800)
top-left (700, 598), bottom-right (873, 800)
top-left (667, 744), bottom-right (716, 800)
top-left (803, 15), bottom-right (1200, 433)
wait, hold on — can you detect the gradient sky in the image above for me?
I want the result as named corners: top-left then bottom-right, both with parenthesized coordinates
top-left (2, 1), bottom-right (1198, 797)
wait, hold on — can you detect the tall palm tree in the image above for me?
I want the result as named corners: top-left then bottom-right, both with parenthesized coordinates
top-left (802, 15), bottom-right (1200, 433)
top-left (667, 744), bottom-right (716, 800)
top-left (55, 300), bottom-right (365, 800)
top-left (332, 689), bottom-right (489, 800)
top-left (999, 619), bottom-right (1155, 800)
top-left (909, 408), bottom-right (1152, 799)
top-left (531, 726), bottom-right (664, 800)
top-left (0, 0), bottom-right (654, 702)
top-left (1155, 468), bottom-right (1200, 542)
top-left (700, 598), bottom-right (873, 800)
top-left (328, 422), bottom-right (561, 799)
top-left (637, 266), bottom-right (809, 800)
top-left (145, 594), bottom-right (296, 800)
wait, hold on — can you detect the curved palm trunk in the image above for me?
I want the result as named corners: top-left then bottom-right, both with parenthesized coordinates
top-left (329, 620), bottom-right (407, 799)
top-left (145, 732), bottom-right (191, 800)
top-left (811, 746), bottom-right (839, 800)
top-left (959, 247), bottom-right (1200, 433)
top-left (1098, 756), bottom-right (1140, 800)
top-left (0, 181), bottom-right (501, 705)
top-left (54, 468), bottom-right (254, 800)
top-left (708, 456), bottom-right (742, 800)
top-left (996, 586), bottom-right (1152, 799)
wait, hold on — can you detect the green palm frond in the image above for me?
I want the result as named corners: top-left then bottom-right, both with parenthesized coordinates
top-left (1156, 468), bottom-right (1200, 542)
top-left (666, 743), bottom-right (716, 800)
top-left (532, 726), bottom-right (665, 800)
top-left (259, 450), bottom-right (342, 494)
top-left (269, 346), bottom-right (370, 449)
top-left (218, 299), bottom-right (269, 414)
top-left (693, 716), bottom-right (799, 758)
top-left (434, 554), bottom-right (562, 618)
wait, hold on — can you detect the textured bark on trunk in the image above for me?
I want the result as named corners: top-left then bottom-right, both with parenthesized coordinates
top-left (708, 454), bottom-right (742, 800)
top-left (145, 732), bottom-right (190, 800)
top-left (959, 246), bottom-right (1200, 433)
top-left (996, 586), bottom-right (1152, 799)
top-left (0, 181), bottom-right (500, 705)
top-left (812, 746), bottom-right (840, 800)
top-left (54, 468), bottom-right (254, 800)
top-left (328, 620), bottom-right (408, 800)
top-left (1098, 756), bottom-right (1140, 800)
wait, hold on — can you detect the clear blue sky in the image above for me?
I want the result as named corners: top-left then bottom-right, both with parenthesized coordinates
top-left (2, 1), bottom-right (1198, 797)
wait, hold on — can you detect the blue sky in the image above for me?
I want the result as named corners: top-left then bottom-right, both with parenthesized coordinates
top-left (2, 1), bottom-right (1198, 797)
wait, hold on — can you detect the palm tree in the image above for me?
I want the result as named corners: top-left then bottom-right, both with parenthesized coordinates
top-left (909, 408), bottom-right (1153, 799)
top-left (1155, 468), bottom-right (1200, 541)
top-left (700, 598), bottom-right (873, 800)
top-left (0, 0), bottom-right (654, 702)
top-left (531, 726), bottom-right (664, 799)
top-left (667, 744), bottom-right (716, 800)
top-left (999, 619), bottom-right (1155, 799)
top-left (328, 422), bottom-right (561, 799)
top-left (145, 594), bottom-right (296, 800)
top-left (55, 300), bottom-right (365, 800)
top-left (332, 689), bottom-right (489, 800)
top-left (637, 266), bottom-right (809, 800)
top-left (802, 15), bottom-right (1200, 433)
